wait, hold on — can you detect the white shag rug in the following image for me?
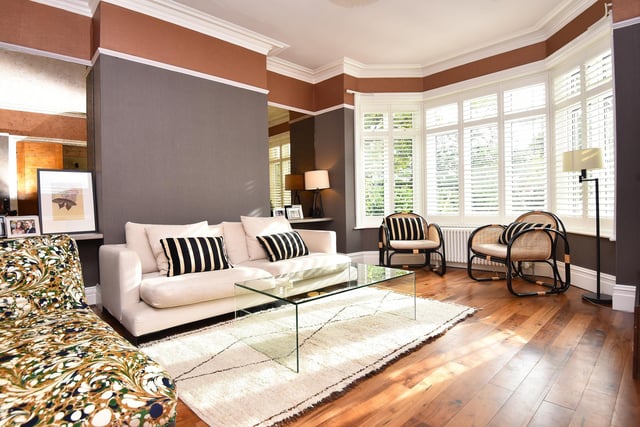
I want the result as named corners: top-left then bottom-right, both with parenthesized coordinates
top-left (140, 287), bottom-right (475, 427)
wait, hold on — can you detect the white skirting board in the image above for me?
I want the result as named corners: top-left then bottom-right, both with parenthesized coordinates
top-left (85, 285), bottom-right (98, 306)
top-left (350, 251), bottom-right (636, 313)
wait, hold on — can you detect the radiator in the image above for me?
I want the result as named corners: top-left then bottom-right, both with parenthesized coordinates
top-left (441, 227), bottom-right (474, 264)
top-left (442, 227), bottom-right (499, 268)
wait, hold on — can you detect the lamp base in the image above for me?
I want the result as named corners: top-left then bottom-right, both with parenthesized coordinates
top-left (582, 292), bottom-right (612, 305)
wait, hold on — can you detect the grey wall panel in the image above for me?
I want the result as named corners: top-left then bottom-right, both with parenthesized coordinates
top-left (91, 55), bottom-right (269, 244)
top-left (614, 22), bottom-right (640, 286)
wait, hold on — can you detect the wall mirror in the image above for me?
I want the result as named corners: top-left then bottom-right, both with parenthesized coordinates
top-left (0, 46), bottom-right (88, 216)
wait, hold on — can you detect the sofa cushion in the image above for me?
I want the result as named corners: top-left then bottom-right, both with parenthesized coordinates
top-left (222, 221), bottom-right (250, 264)
top-left (240, 216), bottom-right (292, 260)
top-left (145, 221), bottom-right (210, 274)
top-left (125, 222), bottom-right (159, 274)
top-left (239, 252), bottom-right (352, 276)
top-left (257, 231), bottom-right (309, 262)
top-left (139, 266), bottom-right (272, 308)
top-left (161, 236), bottom-right (231, 277)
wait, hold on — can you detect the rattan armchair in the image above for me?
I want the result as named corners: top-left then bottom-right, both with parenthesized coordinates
top-left (467, 211), bottom-right (570, 296)
top-left (378, 212), bottom-right (446, 275)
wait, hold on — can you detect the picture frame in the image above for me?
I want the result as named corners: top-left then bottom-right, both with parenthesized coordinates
top-left (37, 169), bottom-right (97, 234)
top-left (272, 207), bottom-right (286, 217)
top-left (6, 215), bottom-right (40, 237)
top-left (286, 204), bottom-right (304, 220)
top-left (0, 216), bottom-right (5, 238)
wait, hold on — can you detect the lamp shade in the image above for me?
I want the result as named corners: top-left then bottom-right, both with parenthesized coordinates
top-left (562, 148), bottom-right (603, 172)
top-left (284, 174), bottom-right (304, 191)
top-left (304, 170), bottom-right (330, 190)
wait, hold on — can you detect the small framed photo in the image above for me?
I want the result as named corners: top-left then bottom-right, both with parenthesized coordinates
top-left (272, 207), bottom-right (286, 217)
top-left (286, 204), bottom-right (304, 220)
top-left (37, 169), bottom-right (97, 234)
top-left (0, 216), bottom-right (6, 238)
top-left (6, 215), bottom-right (40, 237)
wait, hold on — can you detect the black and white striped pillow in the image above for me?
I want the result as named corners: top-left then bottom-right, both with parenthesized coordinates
top-left (256, 231), bottom-right (309, 262)
top-left (160, 236), bottom-right (231, 277)
top-left (498, 222), bottom-right (551, 245)
top-left (384, 216), bottom-right (426, 240)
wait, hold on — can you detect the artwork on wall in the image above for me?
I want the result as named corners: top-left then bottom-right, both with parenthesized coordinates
top-left (37, 169), bottom-right (97, 234)
top-left (5, 215), bottom-right (40, 237)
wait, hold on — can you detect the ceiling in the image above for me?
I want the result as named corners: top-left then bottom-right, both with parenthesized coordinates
top-left (171, 0), bottom-right (595, 73)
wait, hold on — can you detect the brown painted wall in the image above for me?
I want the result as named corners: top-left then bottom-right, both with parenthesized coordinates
top-left (267, 71), bottom-right (315, 111)
top-left (0, 109), bottom-right (86, 140)
top-left (0, 0), bottom-right (91, 60)
top-left (95, 3), bottom-right (267, 90)
top-left (613, 0), bottom-right (640, 22)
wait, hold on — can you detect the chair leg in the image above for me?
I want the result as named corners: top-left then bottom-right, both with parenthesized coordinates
top-left (508, 260), bottom-right (570, 296)
top-left (467, 254), bottom-right (503, 282)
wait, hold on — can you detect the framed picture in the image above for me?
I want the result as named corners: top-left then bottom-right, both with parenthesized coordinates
top-left (286, 204), bottom-right (304, 220)
top-left (6, 215), bottom-right (40, 237)
top-left (0, 216), bottom-right (5, 238)
top-left (272, 208), bottom-right (286, 217)
top-left (37, 169), bottom-right (97, 234)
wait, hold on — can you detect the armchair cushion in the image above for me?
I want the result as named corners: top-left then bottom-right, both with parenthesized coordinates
top-left (498, 222), bottom-right (550, 245)
top-left (384, 216), bottom-right (426, 240)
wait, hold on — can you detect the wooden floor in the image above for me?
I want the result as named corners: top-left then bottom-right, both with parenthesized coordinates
top-left (163, 268), bottom-right (639, 426)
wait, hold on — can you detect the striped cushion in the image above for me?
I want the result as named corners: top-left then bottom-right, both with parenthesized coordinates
top-left (499, 222), bottom-right (551, 245)
top-left (160, 236), bottom-right (231, 277)
top-left (256, 231), bottom-right (309, 262)
top-left (385, 216), bottom-right (426, 240)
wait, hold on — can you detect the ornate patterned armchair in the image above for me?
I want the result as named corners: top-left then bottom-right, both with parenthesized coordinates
top-left (467, 211), bottom-right (571, 297)
top-left (378, 212), bottom-right (446, 275)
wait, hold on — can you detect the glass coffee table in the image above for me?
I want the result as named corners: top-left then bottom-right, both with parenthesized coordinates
top-left (234, 262), bottom-right (415, 372)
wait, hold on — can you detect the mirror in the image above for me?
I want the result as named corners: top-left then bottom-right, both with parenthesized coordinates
top-left (0, 47), bottom-right (88, 215)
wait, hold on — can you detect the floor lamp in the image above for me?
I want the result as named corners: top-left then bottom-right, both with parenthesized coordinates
top-left (563, 147), bottom-right (611, 305)
top-left (305, 170), bottom-right (330, 218)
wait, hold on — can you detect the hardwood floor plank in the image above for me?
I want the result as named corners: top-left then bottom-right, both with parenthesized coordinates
top-left (444, 382), bottom-right (512, 427)
top-left (103, 268), bottom-right (637, 427)
top-left (545, 314), bottom-right (606, 409)
top-left (528, 400), bottom-right (574, 427)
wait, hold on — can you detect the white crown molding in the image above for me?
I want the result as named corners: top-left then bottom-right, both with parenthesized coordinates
top-left (267, 0), bottom-right (603, 83)
top-left (31, 0), bottom-right (93, 16)
top-left (0, 41), bottom-right (92, 66)
top-left (103, 0), bottom-right (288, 56)
top-left (537, 0), bottom-right (602, 39)
top-left (35, 0), bottom-right (288, 56)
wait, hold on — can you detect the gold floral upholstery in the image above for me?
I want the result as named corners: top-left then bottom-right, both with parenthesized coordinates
top-left (0, 235), bottom-right (177, 426)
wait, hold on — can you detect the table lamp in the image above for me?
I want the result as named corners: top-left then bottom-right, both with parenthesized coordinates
top-left (304, 170), bottom-right (330, 218)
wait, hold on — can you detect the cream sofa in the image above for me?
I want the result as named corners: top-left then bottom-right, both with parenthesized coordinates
top-left (99, 216), bottom-right (351, 338)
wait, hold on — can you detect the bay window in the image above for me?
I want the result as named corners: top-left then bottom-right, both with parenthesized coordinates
top-left (355, 31), bottom-right (614, 236)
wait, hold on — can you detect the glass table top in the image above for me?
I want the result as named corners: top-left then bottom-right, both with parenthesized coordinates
top-left (235, 262), bottom-right (413, 305)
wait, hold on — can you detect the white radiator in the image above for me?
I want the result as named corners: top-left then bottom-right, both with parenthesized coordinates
top-left (442, 226), bottom-right (500, 268)
top-left (441, 227), bottom-right (474, 264)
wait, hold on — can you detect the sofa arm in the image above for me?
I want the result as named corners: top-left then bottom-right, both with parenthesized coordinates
top-left (296, 229), bottom-right (337, 254)
top-left (99, 244), bottom-right (143, 321)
